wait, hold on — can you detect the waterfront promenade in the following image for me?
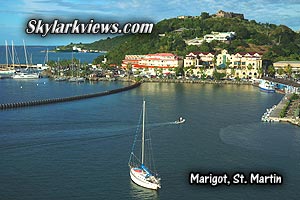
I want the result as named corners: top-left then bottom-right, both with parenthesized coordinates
top-left (263, 93), bottom-right (300, 126)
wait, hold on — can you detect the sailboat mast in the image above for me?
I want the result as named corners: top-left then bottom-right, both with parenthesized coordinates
top-left (141, 100), bottom-right (145, 164)
top-left (11, 40), bottom-right (14, 68)
top-left (71, 52), bottom-right (74, 77)
top-left (5, 40), bottom-right (8, 68)
top-left (23, 40), bottom-right (29, 68)
top-left (45, 48), bottom-right (49, 64)
top-left (58, 57), bottom-right (60, 76)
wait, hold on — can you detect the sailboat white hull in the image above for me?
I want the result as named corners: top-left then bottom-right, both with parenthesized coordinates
top-left (12, 73), bottom-right (39, 79)
top-left (130, 168), bottom-right (160, 190)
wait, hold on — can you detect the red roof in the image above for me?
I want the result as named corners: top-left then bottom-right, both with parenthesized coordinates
top-left (147, 53), bottom-right (176, 57)
top-left (133, 64), bottom-right (176, 68)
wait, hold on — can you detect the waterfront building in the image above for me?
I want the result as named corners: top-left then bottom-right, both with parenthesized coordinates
top-left (121, 55), bottom-right (144, 68)
top-left (184, 49), bottom-right (263, 79)
top-left (216, 49), bottom-right (262, 79)
top-left (122, 53), bottom-right (183, 76)
top-left (184, 52), bottom-right (215, 68)
top-left (273, 61), bottom-right (300, 77)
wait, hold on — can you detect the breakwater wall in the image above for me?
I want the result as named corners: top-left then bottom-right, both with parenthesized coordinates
top-left (0, 82), bottom-right (141, 110)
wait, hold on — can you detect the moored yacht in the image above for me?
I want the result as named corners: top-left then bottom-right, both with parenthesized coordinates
top-left (259, 80), bottom-right (275, 93)
top-left (12, 72), bottom-right (39, 79)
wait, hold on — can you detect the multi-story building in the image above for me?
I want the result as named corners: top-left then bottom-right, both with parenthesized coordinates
top-left (122, 53), bottom-right (183, 76)
top-left (184, 49), bottom-right (263, 79)
top-left (216, 49), bottom-right (262, 79)
top-left (184, 52), bottom-right (215, 68)
top-left (121, 55), bottom-right (144, 68)
top-left (273, 61), bottom-right (300, 76)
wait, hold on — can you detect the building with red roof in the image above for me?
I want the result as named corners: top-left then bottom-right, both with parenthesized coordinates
top-left (122, 53), bottom-right (183, 76)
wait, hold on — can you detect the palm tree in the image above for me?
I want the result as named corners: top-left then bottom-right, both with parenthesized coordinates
top-left (127, 63), bottom-right (132, 78)
top-left (212, 56), bottom-right (217, 70)
top-left (284, 64), bottom-right (292, 78)
top-left (267, 65), bottom-right (275, 77)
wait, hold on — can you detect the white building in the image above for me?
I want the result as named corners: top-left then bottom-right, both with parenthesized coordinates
top-left (185, 38), bottom-right (204, 46)
top-left (185, 32), bottom-right (236, 46)
top-left (203, 32), bottom-right (236, 43)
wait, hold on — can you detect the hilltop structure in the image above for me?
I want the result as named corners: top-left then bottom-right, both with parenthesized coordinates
top-left (214, 10), bottom-right (244, 19)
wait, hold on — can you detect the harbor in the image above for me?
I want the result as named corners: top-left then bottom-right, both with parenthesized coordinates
top-left (1, 81), bottom-right (299, 199)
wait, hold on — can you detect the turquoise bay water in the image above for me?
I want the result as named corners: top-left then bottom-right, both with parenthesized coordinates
top-left (0, 81), bottom-right (299, 199)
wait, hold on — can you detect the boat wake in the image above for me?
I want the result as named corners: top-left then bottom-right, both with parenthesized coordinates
top-left (0, 120), bottom-right (181, 151)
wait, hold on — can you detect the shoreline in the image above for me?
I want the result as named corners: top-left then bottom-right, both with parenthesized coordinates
top-left (87, 76), bottom-right (254, 85)
top-left (261, 93), bottom-right (300, 127)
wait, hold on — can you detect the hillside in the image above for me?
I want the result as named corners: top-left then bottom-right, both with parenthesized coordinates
top-left (58, 13), bottom-right (300, 65)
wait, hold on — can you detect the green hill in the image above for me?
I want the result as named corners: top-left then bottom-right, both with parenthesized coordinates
top-left (59, 13), bottom-right (300, 65)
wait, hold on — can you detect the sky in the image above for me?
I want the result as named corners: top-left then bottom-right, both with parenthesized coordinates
top-left (1, 0), bottom-right (300, 45)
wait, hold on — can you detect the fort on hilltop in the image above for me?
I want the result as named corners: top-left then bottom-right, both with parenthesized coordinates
top-left (177, 10), bottom-right (245, 20)
top-left (214, 10), bottom-right (244, 20)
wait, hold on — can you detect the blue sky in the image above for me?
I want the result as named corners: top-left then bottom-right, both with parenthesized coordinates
top-left (1, 0), bottom-right (300, 45)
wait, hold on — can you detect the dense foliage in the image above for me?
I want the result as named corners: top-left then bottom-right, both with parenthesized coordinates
top-left (59, 14), bottom-right (300, 65)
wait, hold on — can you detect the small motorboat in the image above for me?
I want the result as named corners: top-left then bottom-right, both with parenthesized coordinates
top-left (175, 117), bottom-right (185, 124)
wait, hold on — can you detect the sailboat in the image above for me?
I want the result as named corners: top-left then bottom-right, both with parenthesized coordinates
top-left (128, 100), bottom-right (161, 190)
top-left (54, 58), bottom-right (66, 81)
top-left (12, 40), bottom-right (39, 79)
top-left (0, 40), bottom-right (15, 78)
top-left (69, 54), bottom-right (85, 82)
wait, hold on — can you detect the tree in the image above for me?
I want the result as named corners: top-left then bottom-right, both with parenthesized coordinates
top-left (267, 65), bottom-right (275, 77)
top-left (213, 69), bottom-right (226, 80)
top-left (126, 63), bottom-right (132, 78)
top-left (200, 12), bottom-right (210, 20)
top-left (284, 64), bottom-right (292, 78)
top-left (258, 67), bottom-right (263, 77)
top-left (225, 61), bottom-right (231, 69)
top-left (175, 66), bottom-right (184, 76)
top-left (277, 68), bottom-right (284, 75)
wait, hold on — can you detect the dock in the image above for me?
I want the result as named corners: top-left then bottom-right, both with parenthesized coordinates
top-left (261, 93), bottom-right (300, 126)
